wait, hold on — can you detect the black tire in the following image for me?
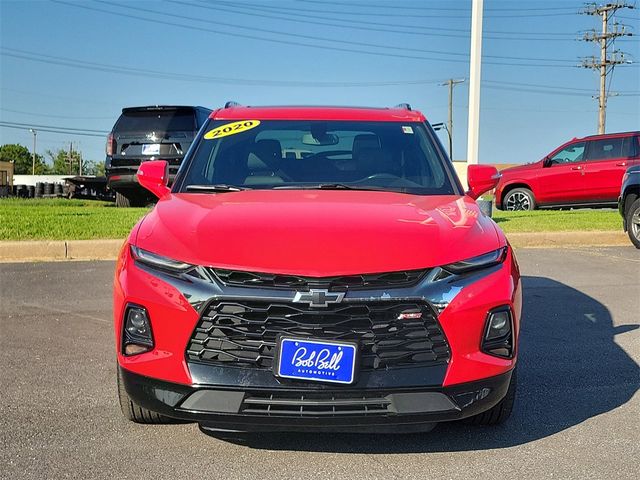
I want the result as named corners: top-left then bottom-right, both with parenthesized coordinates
top-left (625, 197), bottom-right (640, 249)
top-left (503, 188), bottom-right (536, 211)
top-left (465, 369), bottom-right (517, 426)
top-left (117, 368), bottom-right (173, 424)
top-left (115, 191), bottom-right (147, 208)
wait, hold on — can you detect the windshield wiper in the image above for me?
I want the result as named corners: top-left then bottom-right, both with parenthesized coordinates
top-left (185, 184), bottom-right (249, 193)
top-left (273, 183), bottom-right (388, 191)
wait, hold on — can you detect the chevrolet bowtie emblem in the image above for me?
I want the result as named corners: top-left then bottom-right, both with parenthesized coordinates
top-left (292, 289), bottom-right (345, 308)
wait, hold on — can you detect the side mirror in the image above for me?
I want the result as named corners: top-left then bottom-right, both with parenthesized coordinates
top-left (466, 164), bottom-right (500, 200)
top-left (137, 160), bottom-right (170, 199)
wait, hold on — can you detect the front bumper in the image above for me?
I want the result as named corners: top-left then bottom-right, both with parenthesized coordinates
top-left (114, 243), bottom-right (521, 431)
top-left (120, 366), bottom-right (513, 432)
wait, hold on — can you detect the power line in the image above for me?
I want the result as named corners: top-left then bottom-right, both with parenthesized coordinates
top-left (0, 120), bottom-right (107, 133)
top-left (203, 0), bottom-right (578, 18)
top-left (297, 0), bottom-right (583, 12)
top-left (0, 47), bottom-right (452, 86)
top-left (199, 0), bottom-right (581, 36)
top-left (0, 122), bottom-right (108, 137)
top-left (92, 1), bottom-right (576, 64)
top-left (179, 0), bottom-right (580, 41)
top-left (3, 47), bottom-right (636, 96)
top-left (0, 108), bottom-right (114, 120)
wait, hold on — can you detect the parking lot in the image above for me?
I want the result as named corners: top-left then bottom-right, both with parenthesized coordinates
top-left (1, 247), bottom-right (638, 479)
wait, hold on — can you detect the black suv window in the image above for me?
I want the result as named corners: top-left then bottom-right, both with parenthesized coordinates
top-left (114, 110), bottom-right (195, 135)
top-left (180, 120), bottom-right (454, 195)
top-left (586, 138), bottom-right (627, 161)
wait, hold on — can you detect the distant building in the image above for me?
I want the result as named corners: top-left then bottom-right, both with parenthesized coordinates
top-left (0, 160), bottom-right (14, 187)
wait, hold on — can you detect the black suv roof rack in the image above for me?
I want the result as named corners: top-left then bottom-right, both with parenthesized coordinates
top-left (224, 101), bottom-right (242, 108)
top-left (394, 103), bottom-right (412, 111)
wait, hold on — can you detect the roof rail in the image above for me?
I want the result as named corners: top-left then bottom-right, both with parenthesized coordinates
top-left (394, 103), bottom-right (412, 111)
top-left (224, 101), bottom-right (242, 108)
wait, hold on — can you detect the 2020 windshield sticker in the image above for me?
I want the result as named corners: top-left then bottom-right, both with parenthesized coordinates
top-left (204, 120), bottom-right (261, 140)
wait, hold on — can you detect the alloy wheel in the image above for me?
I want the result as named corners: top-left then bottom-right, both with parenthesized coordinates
top-left (631, 208), bottom-right (640, 242)
top-left (505, 192), bottom-right (531, 211)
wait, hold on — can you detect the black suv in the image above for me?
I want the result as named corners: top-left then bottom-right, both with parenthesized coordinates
top-left (105, 105), bottom-right (211, 207)
top-left (619, 165), bottom-right (640, 248)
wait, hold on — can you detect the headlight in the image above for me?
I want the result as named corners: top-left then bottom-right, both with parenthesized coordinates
top-left (130, 245), bottom-right (194, 273)
top-left (441, 247), bottom-right (508, 275)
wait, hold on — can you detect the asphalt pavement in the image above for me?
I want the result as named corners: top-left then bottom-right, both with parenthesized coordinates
top-left (1, 247), bottom-right (639, 479)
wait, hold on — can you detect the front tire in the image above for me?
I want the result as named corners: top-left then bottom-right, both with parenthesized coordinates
top-left (503, 188), bottom-right (536, 211)
top-left (625, 197), bottom-right (640, 249)
top-left (117, 368), bottom-right (173, 424)
top-left (465, 369), bottom-right (517, 426)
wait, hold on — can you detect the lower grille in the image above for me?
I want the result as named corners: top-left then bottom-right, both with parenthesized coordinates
top-left (241, 392), bottom-right (391, 416)
top-left (186, 300), bottom-right (450, 371)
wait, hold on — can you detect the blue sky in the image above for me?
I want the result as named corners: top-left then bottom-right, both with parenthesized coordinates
top-left (1, 0), bottom-right (638, 166)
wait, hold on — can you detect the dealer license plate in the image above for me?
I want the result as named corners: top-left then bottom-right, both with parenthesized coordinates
top-left (276, 337), bottom-right (358, 385)
top-left (141, 144), bottom-right (160, 155)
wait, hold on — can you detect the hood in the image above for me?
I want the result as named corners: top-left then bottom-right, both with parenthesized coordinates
top-left (500, 161), bottom-right (541, 176)
top-left (135, 191), bottom-right (504, 276)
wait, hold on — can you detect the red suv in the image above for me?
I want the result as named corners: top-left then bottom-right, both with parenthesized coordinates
top-left (114, 104), bottom-right (521, 433)
top-left (496, 132), bottom-right (640, 210)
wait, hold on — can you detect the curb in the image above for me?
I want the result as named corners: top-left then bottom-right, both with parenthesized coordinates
top-left (0, 231), bottom-right (631, 263)
top-left (506, 230), bottom-right (629, 248)
top-left (0, 239), bottom-right (123, 262)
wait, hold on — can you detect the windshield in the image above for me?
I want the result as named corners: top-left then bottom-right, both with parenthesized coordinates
top-left (178, 120), bottom-right (455, 195)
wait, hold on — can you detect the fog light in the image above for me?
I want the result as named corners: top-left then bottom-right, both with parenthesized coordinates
top-left (122, 305), bottom-right (153, 355)
top-left (485, 310), bottom-right (511, 341)
top-left (481, 307), bottom-right (513, 358)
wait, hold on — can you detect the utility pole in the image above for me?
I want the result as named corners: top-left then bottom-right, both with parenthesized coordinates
top-left (29, 129), bottom-right (37, 175)
top-left (440, 78), bottom-right (465, 160)
top-left (582, 2), bottom-right (633, 134)
top-left (68, 142), bottom-right (73, 175)
top-left (466, 0), bottom-right (483, 165)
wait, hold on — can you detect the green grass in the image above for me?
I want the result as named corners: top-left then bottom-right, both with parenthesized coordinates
top-left (0, 198), bottom-right (622, 241)
top-left (0, 198), bottom-right (148, 241)
top-left (493, 208), bottom-right (621, 233)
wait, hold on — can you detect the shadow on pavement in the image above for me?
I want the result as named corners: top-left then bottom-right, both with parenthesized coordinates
top-left (203, 276), bottom-right (639, 452)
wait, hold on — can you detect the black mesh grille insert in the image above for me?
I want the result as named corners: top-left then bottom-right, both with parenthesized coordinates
top-left (211, 269), bottom-right (428, 290)
top-left (186, 301), bottom-right (450, 371)
top-left (241, 391), bottom-right (391, 417)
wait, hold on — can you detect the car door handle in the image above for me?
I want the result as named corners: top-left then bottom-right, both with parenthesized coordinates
top-left (616, 162), bottom-right (627, 167)
top-left (571, 166), bottom-right (583, 170)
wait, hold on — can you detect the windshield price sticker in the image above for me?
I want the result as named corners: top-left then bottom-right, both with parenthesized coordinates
top-left (204, 120), bottom-right (261, 140)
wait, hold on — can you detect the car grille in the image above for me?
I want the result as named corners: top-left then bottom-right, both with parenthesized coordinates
top-left (186, 300), bottom-right (450, 371)
top-left (240, 391), bottom-right (391, 417)
top-left (210, 269), bottom-right (428, 290)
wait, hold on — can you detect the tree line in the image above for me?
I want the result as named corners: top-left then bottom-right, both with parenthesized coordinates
top-left (0, 143), bottom-right (105, 176)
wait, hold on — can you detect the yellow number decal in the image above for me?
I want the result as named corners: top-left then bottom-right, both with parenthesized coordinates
top-left (204, 120), bottom-right (261, 140)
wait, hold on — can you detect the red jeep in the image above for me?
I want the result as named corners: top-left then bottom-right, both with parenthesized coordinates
top-left (496, 132), bottom-right (640, 211)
